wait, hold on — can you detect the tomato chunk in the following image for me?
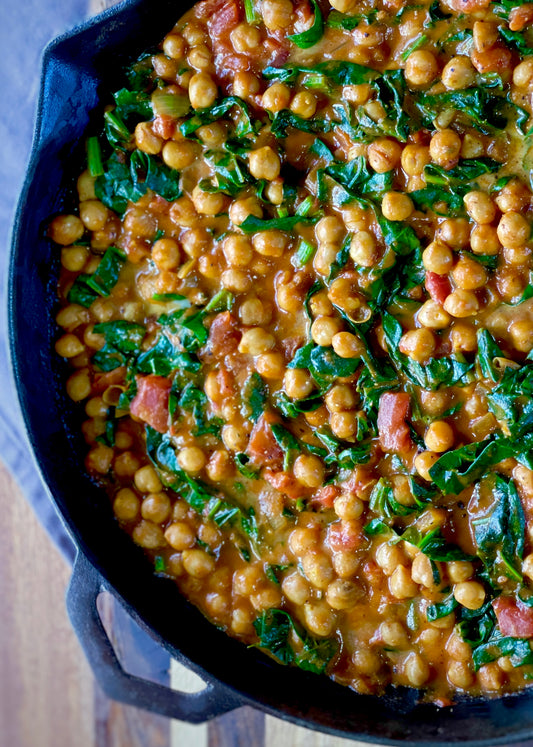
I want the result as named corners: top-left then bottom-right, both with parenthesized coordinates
top-left (377, 392), bottom-right (413, 454)
top-left (264, 469), bottom-right (305, 500)
top-left (327, 520), bottom-right (363, 551)
top-left (207, 311), bottom-right (241, 357)
top-left (425, 271), bottom-right (451, 305)
top-left (311, 485), bottom-right (340, 509)
top-left (246, 412), bottom-right (284, 469)
top-left (130, 375), bottom-right (171, 434)
top-left (448, 0), bottom-right (490, 11)
top-left (493, 597), bottom-right (533, 638)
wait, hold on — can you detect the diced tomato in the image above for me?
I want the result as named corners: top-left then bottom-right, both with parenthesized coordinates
top-left (246, 412), bottom-right (284, 470)
top-left (93, 366), bottom-right (126, 394)
top-left (207, 312), bottom-right (241, 357)
top-left (152, 115), bottom-right (176, 140)
top-left (377, 392), bottom-right (413, 454)
top-left (327, 520), bottom-right (362, 551)
top-left (425, 271), bottom-right (451, 305)
top-left (311, 485), bottom-right (340, 509)
top-left (471, 46), bottom-right (513, 75)
top-left (130, 375), bottom-right (171, 434)
top-left (342, 468), bottom-right (376, 500)
top-left (492, 597), bottom-right (533, 638)
top-left (448, 0), bottom-right (490, 11)
top-left (264, 469), bottom-right (306, 500)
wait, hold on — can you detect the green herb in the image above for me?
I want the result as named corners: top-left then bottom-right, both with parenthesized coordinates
top-left (472, 474), bottom-right (525, 585)
top-left (457, 601), bottom-right (496, 649)
top-left (92, 320), bottom-right (146, 371)
top-left (274, 391), bottom-right (324, 419)
top-left (271, 423), bottom-right (301, 471)
top-left (253, 608), bottom-right (337, 674)
top-left (265, 564), bottom-right (291, 585)
top-left (242, 372), bottom-right (268, 423)
top-left (159, 308), bottom-right (208, 353)
top-left (293, 239), bottom-right (317, 267)
top-left (263, 61), bottom-right (378, 87)
top-left (476, 329), bottom-right (504, 382)
top-left (201, 149), bottom-right (252, 195)
top-left (181, 96), bottom-right (256, 138)
top-left (178, 383), bottom-right (223, 437)
top-left (403, 526), bottom-right (475, 562)
top-left (96, 150), bottom-right (182, 214)
top-left (154, 556), bottom-right (167, 573)
top-left (244, 0), bottom-right (259, 23)
top-left (369, 477), bottom-right (418, 519)
top-left (415, 87), bottom-right (509, 134)
top-left (426, 594), bottom-right (458, 622)
top-left (486, 363), bottom-right (533, 438)
top-left (235, 452), bottom-right (261, 479)
top-left (288, 342), bottom-right (360, 389)
top-left (382, 312), bottom-right (473, 390)
top-left (87, 137), bottom-right (104, 177)
top-left (473, 635), bottom-right (533, 671)
top-left (500, 26), bottom-right (533, 57)
top-left (400, 33), bottom-right (429, 62)
top-left (288, 0), bottom-right (324, 49)
top-left (137, 333), bottom-right (201, 376)
top-left (67, 247), bottom-right (126, 308)
top-left (239, 212), bottom-right (319, 234)
top-left (326, 9), bottom-right (378, 29)
top-left (271, 110), bottom-right (333, 137)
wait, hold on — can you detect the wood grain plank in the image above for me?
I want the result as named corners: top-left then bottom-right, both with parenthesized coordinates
top-left (265, 715), bottom-right (364, 747)
top-left (0, 460), bottom-right (94, 747)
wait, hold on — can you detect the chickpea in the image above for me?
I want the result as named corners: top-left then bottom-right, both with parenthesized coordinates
top-left (239, 297), bottom-right (269, 326)
top-left (134, 465), bottom-right (162, 494)
top-left (141, 493), bottom-right (171, 524)
top-left (191, 185), bottom-right (227, 216)
top-left (229, 196), bottom-right (262, 226)
top-left (188, 72), bottom-right (217, 109)
top-left (510, 319), bottom-right (533, 353)
top-left (497, 212), bottom-right (531, 249)
top-left (221, 268), bottom-right (251, 293)
top-left (367, 138), bottom-right (402, 173)
top-left (290, 91), bottom-right (317, 119)
top-left (301, 551), bottom-right (334, 590)
top-left (303, 602), bottom-right (336, 637)
top-left (66, 369), bottom-right (91, 401)
top-left (513, 57), bottom-right (533, 87)
top-left (49, 214), bottom-right (84, 245)
top-left (309, 289), bottom-right (334, 317)
top-left (135, 121), bottom-right (163, 155)
top-left (255, 351), bottom-right (284, 380)
top-left (230, 23), bottom-right (261, 53)
top-left (262, 82), bottom-right (291, 112)
top-left (333, 549), bottom-right (360, 578)
top-left (294, 454), bottom-right (325, 488)
top-left (325, 384), bottom-right (357, 413)
top-left (414, 451), bottom-right (439, 481)
top-left (401, 145), bottom-right (431, 177)
top-left (334, 492), bottom-right (363, 521)
top-left (289, 526), bottom-right (319, 556)
top-left (326, 579), bottom-right (359, 610)
top-left (389, 565), bottom-right (418, 599)
top-left (411, 552), bottom-right (438, 588)
top-left (165, 521), bottom-right (196, 550)
top-left (442, 56), bottom-right (476, 90)
top-left (163, 33), bottom-right (186, 59)
top-left (238, 327), bottom-right (276, 356)
top-left (448, 661), bottom-right (474, 689)
top-left (350, 230), bottom-right (378, 267)
top-left (330, 410), bottom-right (358, 439)
top-left (282, 572), bottom-right (312, 605)
top-left (429, 129), bottom-right (461, 170)
top-left (221, 424), bottom-right (248, 452)
top-left (332, 331), bottom-right (362, 359)
top-left (182, 548), bottom-right (215, 578)
top-left (399, 328), bottom-right (435, 364)
top-left (382, 191), bottom-right (414, 221)
top-left (473, 21), bottom-right (498, 53)
top-left (495, 179), bottom-right (531, 213)
top-left (438, 218), bottom-right (471, 249)
top-left (450, 322), bottom-right (478, 352)
top-left (380, 621), bottom-right (409, 647)
top-left (77, 170), bottom-right (96, 201)
top-left (443, 289), bottom-right (479, 318)
top-left (327, 276), bottom-right (363, 313)
top-left (152, 238), bottom-right (181, 270)
top-left (422, 241), bottom-right (453, 274)
top-left (353, 649), bottom-right (381, 676)
top-left (417, 299), bottom-right (451, 330)
top-left (405, 50), bottom-right (438, 87)
top-left (313, 242), bottom-right (337, 276)
top-left (248, 146), bottom-right (281, 181)
top-left (315, 216), bottom-right (344, 245)
top-left (232, 71), bottom-right (260, 99)
top-left (177, 446), bottom-right (206, 473)
top-left (478, 662), bottom-right (504, 691)
top-left (329, 0), bottom-right (356, 11)
top-left (424, 420), bottom-right (454, 453)
top-left (454, 581), bottom-right (486, 610)
top-left (55, 333), bottom-right (85, 359)
top-left (61, 245), bottom-right (89, 272)
top-left (404, 653), bottom-right (430, 688)
top-left (152, 54), bottom-right (179, 81)
top-left (375, 542), bottom-right (405, 576)
top-left (470, 224), bottom-right (500, 256)
top-left (113, 488), bottom-right (140, 521)
top-left (448, 561), bottom-right (474, 583)
top-left (223, 234), bottom-right (253, 266)
top-left (253, 230), bottom-right (287, 257)
top-left (311, 315), bottom-right (343, 346)
top-left (262, 0), bottom-right (293, 30)
top-left (284, 368), bottom-right (314, 399)
top-left (133, 520), bottom-right (165, 549)
top-left (162, 140), bottom-right (198, 170)
top-left (463, 191), bottom-right (496, 225)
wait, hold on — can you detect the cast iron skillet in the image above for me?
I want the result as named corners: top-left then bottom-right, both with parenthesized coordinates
top-left (9, 0), bottom-right (533, 742)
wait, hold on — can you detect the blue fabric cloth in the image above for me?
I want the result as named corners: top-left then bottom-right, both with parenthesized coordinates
top-left (0, 1), bottom-right (94, 562)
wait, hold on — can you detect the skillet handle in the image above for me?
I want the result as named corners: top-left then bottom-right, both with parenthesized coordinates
top-left (66, 552), bottom-right (242, 722)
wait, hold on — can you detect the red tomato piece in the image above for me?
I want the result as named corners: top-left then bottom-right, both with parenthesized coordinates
top-left (246, 412), bottom-right (284, 470)
top-left (207, 312), bottom-right (241, 357)
top-left (509, 5), bottom-right (533, 31)
top-left (130, 375), bottom-right (171, 434)
top-left (264, 469), bottom-right (306, 500)
top-left (311, 485), bottom-right (340, 509)
top-left (328, 520), bottom-right (363, 551)
top-left (493, 597), bottom-right (533, 638)
top-left (471, 46), bottom-right (513, 74)
top-left (377, 392), bottom-right (413, 454)
top-left (425, 271), bottom-right (451, 305)
top-left (448, 0), bottom-right (490, 11)
top-left (152, 115), bottom-right (176, 140)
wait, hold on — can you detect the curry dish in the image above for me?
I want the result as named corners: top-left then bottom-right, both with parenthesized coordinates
top-left (48, 0), bottom-right (533, 704)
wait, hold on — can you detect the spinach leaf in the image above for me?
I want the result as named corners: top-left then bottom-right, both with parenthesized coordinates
top-left (159, 308), bottom-right (209, 353)
top-left (180, 96), bottom-right (256, 138)
top-left (402, 526), bottom-right (476, 562)
top-left (242, 372), bottom-right (268, 423)
top-left (472, 474), bottom-right (525, 584)
top-left (415, 87), bottom-right (508, 133)
top-left (96, 150), bottom-right (181, 214)
top-left (146, 426), bottom-right (258, 539)
top-left (473, 635), bottom-right (533, 671)
top-left (253, 608), bottom-right (337, 674)
top-left (137, 333), bottom-right (201, 376)
top-left (263, 61), bottom-right (378, 87)
top-left (201, 149), bottom-right (252, 195)
top-left (113, 87), bottom-right (152, 123)
top-left (457, 601), bottom-right (496, 649)
top-left (288, 343), bottom-right (360, 389)
top-left (426, 594), bottom-right (458, 622)
top-left (317, 155), bottom-right (393, 206)
top-left (274, 390), bottom-right (323, 419)
top-left (239, 212), bottom-right (320, 234)
top-left (486, 363), bottom-right (533, 438)
top-left (178, 383), bottom-right (223, 437)
top-left (92, 320), bottom-right (146, 371)
top-left (288, 0), bottom-right (324, 48)
top-left (476, 329), bottom-right (504, 382)
top-left (326, 9), bottom-right (377, 29)
top-left (67, 247), bottom-right (126, 307)
top-left (271, 423), bottom-right (301, 471)
top-left (499, 26), bottom-right (533, 57)
top-left (271, 110), bottom-right (333, 137)
top-left (356, 360), bottom-right (398, 430)
top-left (235, 452), bottom-right (261, 479)
top-left (369, 477), bottom-right (417, 518)
top-left (382, 312), bottom-right (473, 390)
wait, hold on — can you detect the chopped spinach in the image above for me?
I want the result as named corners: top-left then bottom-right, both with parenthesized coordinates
top-left (67, 247), bottom-right (126, 308)
top-left (263, 61), bottom-right (378, 87)
top-left (426, 594), bottom-right (458, 622)
top-left (180, 96), bottom-right (256, 138)
top-left (242, 372), bottom-right (268, 423)
top-left (239, 212), bottom-right (320, 234)
top-left (287, 0), bottom-right (324, 48)
top-left (486, 362), bottom-right (533, 438)
top-left (476, 329), bottom-right (504, 382)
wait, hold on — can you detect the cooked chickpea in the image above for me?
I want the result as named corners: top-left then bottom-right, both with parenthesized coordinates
top-left (133, 521), bottom-right (165, 549)
top-left (510, 319), bottom-right (533, 353)
top-left (294, 454), bottom-right (325, 488)
top-left (223, 234), bottom-right (253, 266)
top-left (405, 50), bottom-right (438, 87)
top-left (470, 224), bottom-right (500, 256)
top-left (478, 662), bottom-right (504, 691)
top-left (513, 57), bottom-right (533, 87)
top-left (49, 214), bottom-right (84, 245)
top-left (255, 352), bottom-right (284, 380)
top-left (389, 565), bottom-right (418, 599)
top-left (141, 493), bottom-right (171, 524)
top-left (438, 218), bottom-right (470, 248)
top-left (152, 238), bottom-right (181, 271)
top-left (182, 548), bottom-right (215, 578)
top-left (221, 424), bottom-right (248, 452)
top-left (315, 215), bottom-right (345, 245)
top-left (330, 410), bottom-right (358, 439)
top-left (375, 542), bottom-right (405, 576)
top-left (404, 653), bottom-right (430, 688)
top-left (163, 33), bottom-right (186, 59)
top-left (162, 140), bottom-right (198, 170)
top-left (448, 661), bottom-right (474, 689)
top-left (380, 620), bottom-right (409, 647)
top-left (229, 196), bottom-right (262, 226)
top-left (233, 71), bottom-right (260, 99)
top-left (238, 327), bottom-right (275, 356)
top-left (191, 185), bottom-right (227, 216)
top-left (448, 561), bottom-right (474, 583)
top-left (262, 0), bottom-right (293, 30)
top-left (304, 602), bottom-right (336, 637)
top-left (284, 368), bottom-right (314, 399)
top-left (422, 241), bottom-right (453, 274)
top-left (177, 446), bottom-right (206, 473)
top-left (451, 256), bottom-right (487, 291)
top-left (425, 420), bottom-right (454, 454)
top-left (429, 130), bottom-right (461, 170)
top-left (282, 572), bottom-right (312, 605)
top-left (411, 552), bottom-right (438, 588)
top-left (463, 191), bottom-right (496, 225)
top-left (350, 231), bottom-right (378, 267)
top-left (77, 170), bottom-right (96, 201)
top-left (134, 465), bottom-right (162, 494)
top-left (401, 145), bottom-right (431, 177)
top-left (311, 315), bottom-right (343, 346)
top-left (248, 146), bottom-right (281, 181)
top-left (113, 488), bottom-right (140, 521)
top-left (135, 121), bottom-right (163, 154)
top-left (66, 369), bottom-right (91, 401)
top-left (443, 290), bottom-right (479, 318)
top-left (382, 192), bottom-right (414, 221)
top-left (165, 521), bottom-right (196, 550)
top-left (367, 138), bottom-right (403, 173)
top-left (454, 581), bottom-right (485, 610)
top-left (253, 230), bottom-right (287, 257)
top-left (495, 179), bottom-right (531, 213)
top-left (301, 551), bottom-right (334, 590)
top-left (188, 72), bottom-right (217, 109)
top-left (414, 451), bottom-right (439, 481)
top-left (325, 384), bottom-right (357, 413)
top-left (290, 91), bottom-right (317, 119)
top-left (417, 299), bottom-right (451, 330)
top-left (230, 23), bottom-right (261, 52)
top-left (399, 328), bottom-right (435, 364)
top-left (332, 331), bottom-right (363, 359)
top-left (450, 322), bottom-right (478, 352)
top-left (262, 82), bottom-right (291, 112)
top-left (332, 549), bottom-right (360, 578)
top-left (55, 333), bottom-right (85, 359)
top-left (353, 649), bottom-right (381, 675)
top-left (442, 56), bottom-right (476, 90)
top-left (329, 0), bottom-right (356, 11)
top-left (326, 579), bottom-right (359, 610)
top-left (497, 212), bottom-right (531, 249)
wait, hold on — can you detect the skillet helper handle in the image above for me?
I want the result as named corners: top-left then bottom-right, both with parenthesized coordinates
top-left (66, 552), bottom-right (242, 723)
